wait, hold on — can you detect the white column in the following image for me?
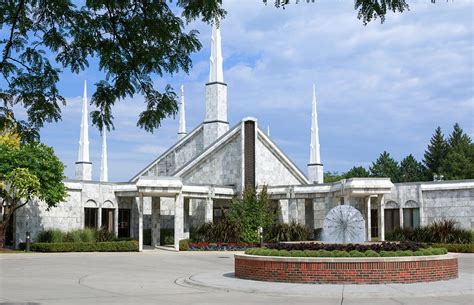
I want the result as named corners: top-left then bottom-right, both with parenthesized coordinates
top-left (366, 196), bottom-right (371, 242)
top-left (151, 197), bottom-right (161, 247)
top-left (138, 194), bottom-right (144, 252)
top-left (114, 208), bottom-right (118, 237)
top-left (174, 192), bottom-right (184, 251)
top-left (278, 199), bottom-right (289, 224)
top-left (418, 184), bottom-right (425, 227)
top-left (205, 197), bottom-right (213, 223)
top-left (97, 207), bottom-right (102, 230)
top-left (399, 206), bottom-right (404, 229)
top-left (184, 198), bottom-right (190, 239)
top-left (378, 194), bottom-right (385, 241)
top-left (289, 198), bottom-right (298, 223)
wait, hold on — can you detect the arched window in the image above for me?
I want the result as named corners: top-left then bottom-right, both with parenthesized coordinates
top-left (84, 200), bottom-right (98, 228)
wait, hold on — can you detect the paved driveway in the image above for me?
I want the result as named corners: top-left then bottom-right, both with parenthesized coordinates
top-left (0, 250), bottom-right (473, 305)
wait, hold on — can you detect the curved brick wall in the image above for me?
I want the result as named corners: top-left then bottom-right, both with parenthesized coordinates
top-left (235, 254), bottom-right (458, 284)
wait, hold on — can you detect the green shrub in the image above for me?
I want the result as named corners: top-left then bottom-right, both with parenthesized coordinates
top-left (179, 239), bottom-right (189, 251)
top-left (306, 250), bottom-right (320, 257)
top-left (349, 250), bottom-right (365, 257)
top-left (79, 228), bottom-right (97, 242)
top-left (421, 248), bottom-right (434, 256)
top-left (278, 249), bottom-right (291, 257)
top-left (269, 249), bottom-right (280, 256)
top-left (432, 243), bottom-right (473, 253)
top-left (317, 250), bottom-right (333, 257)
top-left (386, 219), bottom-right (472, 244)
top-left (191, 219), bottom-right (242, 243)
top-left (265, 222), bottom-right (311, 242)
top-left (364, 250), bottom-right (380, 257)
top-left (396, 250), bottom-right (413, 256)
top-left (333, 250), bottom-right (350, 257)
top-left (160, 228), bottom-right (174, 245)
top-left (36, 229), bottom-right (64, 243)
top-left (96, 228), bottom-right (115, 242)
top-left (380, 251), bottom-right (396, 257)
top-left (64, 229), bottom-right (83, 242)
top-left (290, 250), bottom-right (306, 257)
top-left (413, 250), bottom-right (425, 256)
top-left (227, 188), bottom-right (275, 244)
top-left (30, 241), bottom-right (138, 252)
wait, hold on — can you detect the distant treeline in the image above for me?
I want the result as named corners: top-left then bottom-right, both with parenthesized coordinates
top-left (325, 123), bottom-right (474, 183)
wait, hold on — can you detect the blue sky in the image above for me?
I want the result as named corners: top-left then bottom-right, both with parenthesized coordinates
top-left (34, 0), bottom-right (473, 182)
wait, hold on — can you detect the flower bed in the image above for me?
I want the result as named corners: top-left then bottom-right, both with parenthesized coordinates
top-left (245, 247), bottom-right (447, 257)
top-left (235, 253), bottom-right (458, 284)
top-left (187, 242), bottom-right (257, 251)
top-left (266, 241), bottom-right (424, 252)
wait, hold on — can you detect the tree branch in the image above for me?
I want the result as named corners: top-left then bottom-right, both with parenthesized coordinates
top-left (1, 0), bottom-right (25, 65)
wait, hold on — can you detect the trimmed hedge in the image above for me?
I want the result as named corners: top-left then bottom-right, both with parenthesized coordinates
top-left (245, 247), bottom-right (448, 257)
top-left (432, 243), bottom-right (474, 253)
top-left (30, 241), bottom-right (138, 252)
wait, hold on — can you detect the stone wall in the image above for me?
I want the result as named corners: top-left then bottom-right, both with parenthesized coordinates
top-left (144, 127), bottom-right (204, 177)
top-left (181, 133), bottom-right (242, 187)
top-left (255, 137), bottom-right (302, 187)
top-left (386, 181), bottom-right (474, 229)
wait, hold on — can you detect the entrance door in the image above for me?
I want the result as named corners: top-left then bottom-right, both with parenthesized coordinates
top-left (118, 209), bottom-right (131, 238)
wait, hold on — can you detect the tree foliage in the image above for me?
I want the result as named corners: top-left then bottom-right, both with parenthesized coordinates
top-left (369, 151), bottom-right (401, 182)
top-left (399, 154), bottom-right (426, 183)
top-left (439, 124), bottom-right (474, 180)
top-left (264, 0), bottom-right (410, 25)
top-left (423, 126), bottom-right (449, 179)
top-left (344, 166), bottom-right (370, 178)
top-left (0, 0), bottom-right (225, 135)
top-left (0, 142), bottom-right (67, 206)
top-left (1, 0), bottom-right (434, 137)
top-left (228, 187), bottom-right (275, 244)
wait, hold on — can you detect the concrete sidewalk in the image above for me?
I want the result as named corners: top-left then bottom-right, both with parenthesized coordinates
top-left (0, 250), bottom-right (473, 305)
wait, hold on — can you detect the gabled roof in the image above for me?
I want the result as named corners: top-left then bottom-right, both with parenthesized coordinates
top-left (172, 122), bottom-right (241, 177)
top-left (129, 124), bottom-right (203, 182)
top-left (256, 127), bottom-right (309, 185)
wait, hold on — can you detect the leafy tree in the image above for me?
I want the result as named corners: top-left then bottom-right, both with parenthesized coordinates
top-left (228, 187), bottom-right (275, 244)
top-left (0, 142), bottom-right (67, 246)
top-left (0, 168), bottom-right (40, 247)
top-left (399, 154), bottom-right (426, 182)
top-left (324, 171), bottom-right (344, 183)
top-left (344, 166), bottom-right (370, 178)
top-left (1, 0), bottom-right (435, 136)
top-left (439, 123), bottom-right (474, 180)
top-left (0, 0), bottom-right (225, 134)
top-left (0, 114), bottom-right (20, 148)
top-left (369, 151), bottom-right (401, 182)
top-left (423, 126), bottom-right (449, 180)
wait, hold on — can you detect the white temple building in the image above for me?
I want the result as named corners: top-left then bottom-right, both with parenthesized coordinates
top-left (9, 22), bottom-right (474, 251)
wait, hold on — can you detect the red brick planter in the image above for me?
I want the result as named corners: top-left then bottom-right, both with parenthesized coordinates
top-left (234, 254), bottom-right (458, 284)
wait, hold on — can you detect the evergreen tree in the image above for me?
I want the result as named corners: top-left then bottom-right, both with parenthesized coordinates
top-left (400, 154), bottom-right (426, 182)
top-left (369, 151), bottom-right (401, 182)
top-left (344, 166), bottom-right (370, 178)
top-left (423, 127), bottom-right (448, 180)
top-left (439, 123), bottom-right (474, 180)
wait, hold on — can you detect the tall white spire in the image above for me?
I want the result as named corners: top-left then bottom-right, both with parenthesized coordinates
top-left (178, 84), bottom-right (187, 140)
top-left (203, 20), bottom-right (228, 147)
top-left (78, 80), bottom-right (90, 162)
top-left (100, 125), bottom-right (108, 182)
top-left (209, 21), bottom-right (224, 83)
top-left (75, 80), bottom-right (92, 180)
top-left (307, 83), bottom-right (323, 184)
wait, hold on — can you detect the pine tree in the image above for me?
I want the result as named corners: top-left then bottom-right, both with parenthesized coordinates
top-left (344, 166), bottom-right (370, 178)
top-left (400, 154), bottom-right (426, 182)
top-left (369, 151), bottom-right (401, 182)
top-left (440, 123), bottom-right (474, 180)
top-left (423, 127), bottom-right (448, 180)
